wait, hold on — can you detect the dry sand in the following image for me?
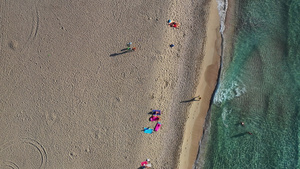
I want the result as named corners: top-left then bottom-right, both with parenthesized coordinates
top-left (0, 0), bottom-right (219, 168)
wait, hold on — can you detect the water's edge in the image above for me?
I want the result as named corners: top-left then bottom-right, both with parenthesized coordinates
top-left (193, 0), bottom-right (227, 168)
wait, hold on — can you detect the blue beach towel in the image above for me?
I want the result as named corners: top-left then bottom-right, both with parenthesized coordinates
top-left (143, 127), bottom-right (153, 134)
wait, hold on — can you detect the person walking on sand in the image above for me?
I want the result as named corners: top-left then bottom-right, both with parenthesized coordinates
top-left (193, 96), bottom-right (201, 101)
top-left (127, 47), bottom-right (136, 52)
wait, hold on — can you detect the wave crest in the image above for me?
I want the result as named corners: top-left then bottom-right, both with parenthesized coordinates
top-left (214, 80), bottom-right (247, 104)
top-left (216, 0), bottom-right (228, 33)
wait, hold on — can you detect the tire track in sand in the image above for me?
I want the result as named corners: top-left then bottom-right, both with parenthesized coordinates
top-left (1, 0), bottom-right (40, 53)
top-left (0, 138), bottom-right (47, 169)
top-left (1, 161), bottom-right (20, 169)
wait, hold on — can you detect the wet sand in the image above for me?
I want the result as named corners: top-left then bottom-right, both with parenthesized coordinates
top-left (0, 0), bottom-right (219, 168)
top-left (177, 0), bottom-right (221, 168)
top-left (193, 0), bottom-right (238, 168)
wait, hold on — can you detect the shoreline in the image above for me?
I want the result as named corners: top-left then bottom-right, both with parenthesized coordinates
top-left (193, 0), bottom-right (237, 168)
top-left (177, 0), bottom-right (221, 168)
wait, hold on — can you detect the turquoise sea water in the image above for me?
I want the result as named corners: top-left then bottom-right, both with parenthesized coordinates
top-left (201, 0), bottom-right (300, 168)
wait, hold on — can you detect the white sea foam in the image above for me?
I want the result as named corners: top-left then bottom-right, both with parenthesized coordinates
top-left (214, 80), bottom-right (247, 104)
top-left (221, 107), bottom-right (231, 127)
top-left (217, 0), bottom-right (228, 33)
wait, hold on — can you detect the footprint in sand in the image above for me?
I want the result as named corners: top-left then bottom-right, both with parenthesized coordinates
top-left (45, 111), bottom-right (57, 126)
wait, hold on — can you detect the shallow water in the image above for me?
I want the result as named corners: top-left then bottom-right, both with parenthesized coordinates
top-left (199, 0), bottom-right (300, 168)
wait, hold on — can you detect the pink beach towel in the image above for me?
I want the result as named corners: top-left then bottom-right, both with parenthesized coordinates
top-left (150, 116), bottom-right (160, 122)
top-left (154, 122), bottom-right (161, 131)
top-left (141, 161), bottom-right (148, 166)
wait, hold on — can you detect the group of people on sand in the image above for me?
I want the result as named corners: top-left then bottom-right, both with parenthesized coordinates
top-left (140, 19), bottom-right (182, 169)
top-left (143, 110), bottom-right (162, 134)
top-left (140, 110), bottom-right (162, 168)
top-left (127, 42), bottom-right (136, 51)
top-left (126, 19), bottom-right (179, 56)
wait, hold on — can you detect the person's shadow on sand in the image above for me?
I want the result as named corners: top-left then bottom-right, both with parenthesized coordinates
top-left (180, 98), bottom-right (196, 103)
top-left (110, 48), bottom-right (133, 57)
top-left (180, 98), bottom-right (201, 103)
top-left (138, 166), bottom-right (152, 169)
top-left (147, 111), bottom-right (154, 115)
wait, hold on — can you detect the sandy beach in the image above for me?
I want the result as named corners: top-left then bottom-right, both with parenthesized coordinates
top-left (0, 0), bottom-right (220, 168)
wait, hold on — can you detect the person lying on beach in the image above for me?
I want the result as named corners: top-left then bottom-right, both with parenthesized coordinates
top-left (149, 116), bottom-right (160, 121)
top-left (141, 159), bottom-right (152, 168)
top-left (169, 21), bottom-right (180, 28)
top-left (152, 110), bottom-right (161, 115)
